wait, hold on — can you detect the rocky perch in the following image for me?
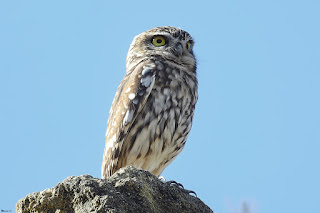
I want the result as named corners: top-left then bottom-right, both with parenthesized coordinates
top-left (16, 166), bottom-right (213, 213)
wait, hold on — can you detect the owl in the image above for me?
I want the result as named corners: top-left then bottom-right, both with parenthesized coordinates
top-left (101, 26), bottom-right (198, 178)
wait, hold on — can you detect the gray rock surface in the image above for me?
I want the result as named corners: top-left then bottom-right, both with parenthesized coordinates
top-left (16, 166), bottom-right (213, 213)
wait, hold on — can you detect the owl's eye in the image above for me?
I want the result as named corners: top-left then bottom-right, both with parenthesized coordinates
top-left (152, 36), bottom-right (166, 46)
top-left (186, 41), bottom-right (192, 51)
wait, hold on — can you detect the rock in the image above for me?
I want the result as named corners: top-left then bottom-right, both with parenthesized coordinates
top-left (16, 166), bottom-right (213, 213)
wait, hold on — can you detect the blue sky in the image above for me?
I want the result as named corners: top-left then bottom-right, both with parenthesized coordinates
top-left (1, 1), bottom-right (319, 212)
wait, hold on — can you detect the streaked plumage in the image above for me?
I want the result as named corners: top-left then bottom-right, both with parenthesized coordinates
top-left (101, 26), bottom-right (198, 178)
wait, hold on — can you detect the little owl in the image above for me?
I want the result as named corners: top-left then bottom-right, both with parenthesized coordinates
top-left (101, 26), bottom-right (198, 178)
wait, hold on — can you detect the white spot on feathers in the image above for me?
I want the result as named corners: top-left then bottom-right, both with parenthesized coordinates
top-left (163, 88), bottom-right (170, 95)
top-left (128, 93), bottom-right (136, 100)
top-left (123, 109), bottom-right (134, 125)
top-left (141, 75), bottom-right (151, 87)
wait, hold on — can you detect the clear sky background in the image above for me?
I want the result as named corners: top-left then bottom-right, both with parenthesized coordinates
top-left (1, 1), bottom-right (319, 212)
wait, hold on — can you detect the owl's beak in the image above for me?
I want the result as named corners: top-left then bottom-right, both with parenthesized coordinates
top-left (174, 43), bottom-right (183, 57)
top-left (169, 43), bottom-right (183, 58)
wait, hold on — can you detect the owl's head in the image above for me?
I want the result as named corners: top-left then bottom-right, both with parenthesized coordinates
top-left (126, 26), bottom-right (196, 73)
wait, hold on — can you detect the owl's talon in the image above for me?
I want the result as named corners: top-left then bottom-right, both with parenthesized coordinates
top-left (166, 180), bottom-right (197, 197)
top-left (188, 190), bottom-right (197, 197)
top-left (167, 180), bottom-right (184, 189)
top-left (158, 176), bottom-right (166, 182)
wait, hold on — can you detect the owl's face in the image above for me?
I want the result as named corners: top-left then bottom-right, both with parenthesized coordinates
top-left (126, 26), bottom-right (196, 73)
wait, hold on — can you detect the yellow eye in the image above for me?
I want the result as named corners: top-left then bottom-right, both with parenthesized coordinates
top-left (152, 36), bottom-right (166, 46)
top-left (186, 41), bottom-right (192, 51)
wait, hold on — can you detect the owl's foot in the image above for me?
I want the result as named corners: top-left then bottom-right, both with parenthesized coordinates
top-left (158, 176), bottom-right (166, 182)
top-left (166, 180), bottom-right (197, 197)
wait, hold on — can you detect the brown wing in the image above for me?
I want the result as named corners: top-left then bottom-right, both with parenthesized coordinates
top-left (101, 63), bottom-right (156, 178)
